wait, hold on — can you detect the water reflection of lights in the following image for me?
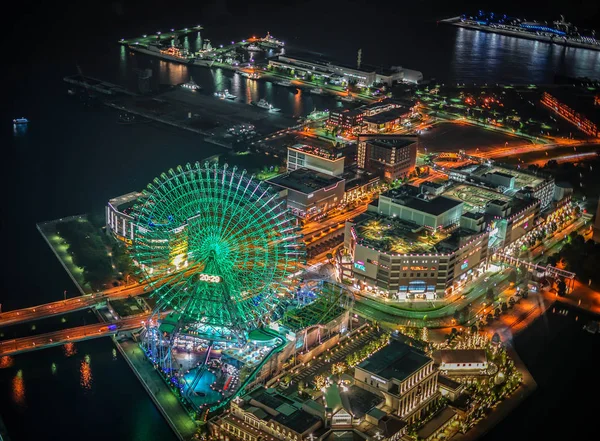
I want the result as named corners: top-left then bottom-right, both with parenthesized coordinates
top-left (80, 355), bottom-right (93, 390)
top-left (63, 342), bottom-right (77, 357)
top-left (12, 369), bottom-right (25, 406)
top-left (0, 356), bottom-right (14, 369)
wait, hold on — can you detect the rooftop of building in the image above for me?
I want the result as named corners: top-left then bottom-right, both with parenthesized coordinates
top-left (242, 387), bottom-right (321, 434)
top-left (289, 143), bottom-right (345, 160)
top-left (377, 415), bottom-right (407, 438)
top-left (267, 168), bottom-right (344, 195)
top-left (471, 164), bottom-right (548, 190)
top-left (381, 187), bottom-right (463, 216)
top-left (461, 211), bottom-right (485, 220)
top-left (364, 136), bottom-right (417, 150)
top-left (352, 211), bottom-right (451, 255)
top-left (416, 407), bottom-right (457, 440)
top-left (363, 107), bottom-right (411, 124)
top-left (357, 341), bottom-right (432, 383)
top-left (439, 349), bottom-right (487, 364)
top-left (330, 107), bottom-right (364, 117)
top-left (437, 375), bottom-right (462, 391)
top-left (109, 191), bottom-right (144, 211)
top-left (344, 171), bottom-right (380, 192)
top-left (442, 183), bottom-right (511, 214)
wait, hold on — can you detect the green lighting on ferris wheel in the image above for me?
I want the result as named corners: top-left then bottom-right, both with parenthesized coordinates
top-left (132, 162), bottom-right (305, 334)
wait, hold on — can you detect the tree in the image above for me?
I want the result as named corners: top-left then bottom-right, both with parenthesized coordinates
top-left (494, 308), bottom-right (501, 318)
top-left (313, 375), bottom-right (326, 390)
top-left (470, 324), bottom-right (478, 335)
top-left (486, 313), bottom-right (494, 323)
top-left (557, 279), bottom-right (567, 297)
top-left (521, 289), bottom-right (529, 299)
top-left (501, 302), bottom-right (508, 312)
top-left (507, 270), bottom-right (517, 284)
top-left (421, 327), bottom-right (429, 342)
top-left (331, 362), bottom-right (347, 376)
top-left (486, 288), bottom-right (495, 303)
top-left (491, 332), bottom-right (501, 345)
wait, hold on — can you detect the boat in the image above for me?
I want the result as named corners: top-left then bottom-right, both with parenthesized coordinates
top-left (341, 94), bottom-right (355, 102)
top-left (251, 99), bottom-right (280, 112)
top-left (274, 79), bottom-right (292, 87)
top-left (214, 89), bottom-right (237, 100)
top-left (310, 88), bottom-right (324, 95)
top-left (13, 117), bottom-right (28, 125)
top-left (128, 43), bottom-right (194, 64)
top-left (181, 76), bottom-right (201, 91)
top-left (584, 321), bottom-right (599, 334)
top-left (240, 71), bottom-right (260, 80)
top-left (67, 88), bottom-right (76, 95)
top-left (246, 44), bottom-right (262, 52)
top-left (442, 12), bottom-right (600, 52)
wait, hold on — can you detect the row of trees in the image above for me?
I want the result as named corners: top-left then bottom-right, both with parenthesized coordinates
top-left (345, 333), bottom-right (390, 367)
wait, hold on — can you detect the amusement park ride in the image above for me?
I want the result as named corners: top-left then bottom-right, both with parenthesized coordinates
top-left (130, 162), bottom-right (344, 416)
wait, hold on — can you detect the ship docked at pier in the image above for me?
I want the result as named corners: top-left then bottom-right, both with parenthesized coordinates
top-left (441, 12), bottom-right (600, 51)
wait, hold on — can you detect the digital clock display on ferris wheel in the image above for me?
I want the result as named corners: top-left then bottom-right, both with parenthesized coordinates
top-left (198, 274), bottom-right (222, 283)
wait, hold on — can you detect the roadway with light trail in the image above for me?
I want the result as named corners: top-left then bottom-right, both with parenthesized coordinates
top-left (0, 314), bottom-right (150, 357)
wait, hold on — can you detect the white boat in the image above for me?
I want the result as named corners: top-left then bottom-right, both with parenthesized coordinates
top-left (252, 99), bottom-right (280, 112)
top-left (341, 94), bottom-right (355, 102)
top-left (275, 79), bottom-right (292, 87)
top-left (310, 88), bottom-right (324, 95)
top-left (214, 89), bottom-right (237, 100)
top-left (13, 117), bottom-right (28, 125)
top-left (246, 44), bottom-right (262, 52)
top-left (240, 71), bottom-right (260, 79)
top-left (181, 76), bottom-right (201, 90)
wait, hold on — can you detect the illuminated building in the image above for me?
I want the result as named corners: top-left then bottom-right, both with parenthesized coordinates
top-left (328, 108), bottom-right (364, 134)
top-left (363, 107), bottom-right (411, 133)
top-left (268, 54), bottom-right (422, 86)
top-left (105, 191), bottom-right (145, 244)
top-left (211, 386), bottom-right (323, 441)
top-left (357, 135), bottom-right (417, 182)
top-left (541, 91), bottom-right (599, 138)
top-left (268, 168), bottom-right (346, 220)
top-left (287, 144), bottom-right (346, 177)
top-left (438, 350), bottom-right (488, 373)
top-left (449, 163), bottom-right (554, 210)
top-left (354, 341), bottom-right (439, 423)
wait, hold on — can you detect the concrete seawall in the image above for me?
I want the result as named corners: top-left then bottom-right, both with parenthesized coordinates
top-left (113, 337), bottom-right (197, 441)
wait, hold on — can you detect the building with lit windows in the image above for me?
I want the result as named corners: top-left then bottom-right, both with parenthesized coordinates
top-left (363, 107), bottom-right (411, 133)
top-left (438, 350), bottom-right (488, 373)
top-left (267, 168), bottom-right (345, 220)
top-left (211, 386), bottom-right (323, 441)
top-left (105, 191), bottom-right (144, 244)
top-left (541, 90), bottom-right (599, 138)
top-left (268, 54), bottom-right (422, 86)
top-left (357, 135), bottom-right (418, 182)
top-left (287, 144), bottom-right (346, 177)
top-left (354, 341), bottom-right (439, 423)
top-left (449, 163), bottom-right (555, 210)
top-left (328, 108), bottom-right (364, 134)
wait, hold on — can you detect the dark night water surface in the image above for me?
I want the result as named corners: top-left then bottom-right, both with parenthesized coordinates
top-left (4, 1), bottom-right (600, 439)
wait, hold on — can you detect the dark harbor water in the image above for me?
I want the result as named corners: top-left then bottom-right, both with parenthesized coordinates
top-left (0, 338), bottom-right (178, 441)
top-left (4, 1), bottom-right (600, 439)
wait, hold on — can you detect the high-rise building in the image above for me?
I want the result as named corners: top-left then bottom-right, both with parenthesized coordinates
top-left (357, 135), bottom-right (417, 182)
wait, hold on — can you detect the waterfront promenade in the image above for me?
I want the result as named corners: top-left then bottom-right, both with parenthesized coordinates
top-left (117, 338), bottom-right (197, 441)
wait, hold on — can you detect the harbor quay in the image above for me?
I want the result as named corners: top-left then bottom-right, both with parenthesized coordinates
top-left (116, 337), bottom-right (198, 441)
top-left (103, 87), bottom-right (300, 148)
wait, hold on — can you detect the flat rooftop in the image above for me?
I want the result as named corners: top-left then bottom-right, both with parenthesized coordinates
top-left (366, 136), bottom-right (417, 150)
top-left (381, 188), bottom-right (463, 216)
top-left (471, 164), bottom-right (547, 190)
top-left (267, 168), bottom-right (344, 195)
top-left (353, 212), bottom-right (451, 254)
top-left (109, 191), bottom-right (144, 210)
top-left (363, 107), bottom-right (410, 124)
top-left (289, 143), bottom-right (344, 161)
top-left (357, 341), bottom-right (431, 383)
top-left (442, 183), bottom-right (510, 214)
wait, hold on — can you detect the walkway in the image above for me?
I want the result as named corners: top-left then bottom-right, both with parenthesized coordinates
top-left (452, 345), bottom-right (537, 441)
top-left (117, 339), bottom-right (198, 441)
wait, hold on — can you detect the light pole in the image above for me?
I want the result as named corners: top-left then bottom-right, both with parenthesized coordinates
top-left (64, 290), bottom-right (67, 301)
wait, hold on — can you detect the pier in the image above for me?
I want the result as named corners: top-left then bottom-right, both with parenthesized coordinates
top-left (119, 25), bottom-right (203, 46)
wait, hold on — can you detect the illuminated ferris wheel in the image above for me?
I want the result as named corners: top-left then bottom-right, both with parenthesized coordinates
top-left (132, 162), bottom-right (305, 339)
